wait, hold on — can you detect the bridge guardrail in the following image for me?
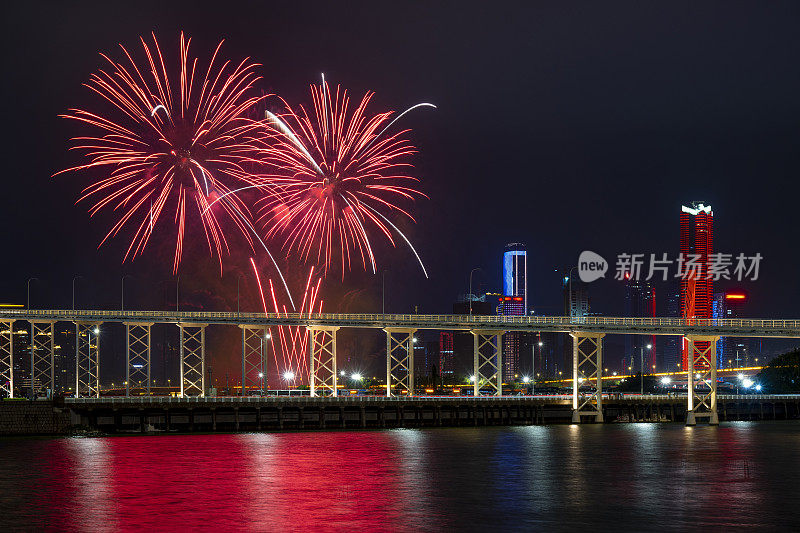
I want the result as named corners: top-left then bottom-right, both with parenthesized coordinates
top-left (3, 309), bottom-right (800, 335)
top-left (61, 393), bottom-right (800, 405)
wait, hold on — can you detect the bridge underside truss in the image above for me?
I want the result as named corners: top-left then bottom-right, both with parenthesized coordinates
top-left (126, 323), bottom-right (152, 396)
top-left (30, 321), bottom-right (55, 396)
top-left (686, 335), bottom-right (720, 425)
top-left (571, 333), bottom-right (605, 422)
top-left (310, 327), bottom-right (338, 397)
top-left (179, 324), bottom-right (206, 397)
top-left (241, 325), bottom-right (267, 394)
top-left (385, 328), bottom-right (416, 397)
top-left (75, 322), bottom-right (101, 398)
top-left (0, 321), bottom-right (13, 398)
top-left (472, 330), bottom-right (504, 396)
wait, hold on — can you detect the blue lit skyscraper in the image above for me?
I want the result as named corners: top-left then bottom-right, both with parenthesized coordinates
top-left (503, 243), bottom-right (527, 311)
top-left (502, 243), bottom-right (527, 381)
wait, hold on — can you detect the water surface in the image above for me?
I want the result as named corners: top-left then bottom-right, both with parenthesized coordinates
top-left (1, 422), bottom-right (799, 531)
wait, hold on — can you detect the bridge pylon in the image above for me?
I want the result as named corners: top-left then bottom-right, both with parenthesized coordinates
top-left (125, 322), bottom-right (152, 396)
top-left (179, 323), bottom-right (207, 397)
top-left (240, 325), bottom-right (269, 396)
top-left (571, 332), bottom-right (605, 423)
top-left (74, 322), bottom-right (102, 398)
top-left (685, 334), bottom-right (720, 426)
top-left (29, 320), bottom-right (55, 397)
top-left (471, 330), bottom-right (504, 396)
top-left (385, 328), bottom-right (417, 397)
top-left (309, 326), bottom-right (339, 397)
top-left (0, 320), bottom-right (14, 398)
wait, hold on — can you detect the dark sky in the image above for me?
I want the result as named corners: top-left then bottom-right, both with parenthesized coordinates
top-left (2, 1), bottom-right (799, 322)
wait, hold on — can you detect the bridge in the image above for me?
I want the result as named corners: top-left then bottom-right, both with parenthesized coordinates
top-left (1, 309), bottom-right (798, 426)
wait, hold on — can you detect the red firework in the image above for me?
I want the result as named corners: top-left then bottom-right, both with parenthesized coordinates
top-left (250, 258), bottom-right (322, 384)
top-left (57, 32), bottom-right (268, 273)
top-left (257, 78), bottom-right (433, 276)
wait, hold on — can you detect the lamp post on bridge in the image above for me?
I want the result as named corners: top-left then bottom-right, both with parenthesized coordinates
top-left (26, 277), bottom-right (39, 310)
top-left (236, 273), bottom-right (245, 318)
top-left (382, 269), bottom-right (388, 315)
top-left (72, 276), bottom-right (82, 311)
top-left (121, 274), bottom-right (133, 311)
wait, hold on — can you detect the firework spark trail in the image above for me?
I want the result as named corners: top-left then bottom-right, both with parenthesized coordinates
top-left (256, 77), bottom-right (434, 277)
top-left (57, 31), bottom-right (277, 274)
top-left (250, 258), bottom-right (322, 385)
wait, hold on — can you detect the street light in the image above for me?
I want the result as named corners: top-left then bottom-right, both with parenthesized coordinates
top-left (121, 274), bottom-right (133, 311)
top-left (72, 275), bottom-right (83, 311)
top-left (352, 373), bottom-right (362, 381)
top-left (26, 277), bottom-right (39, 309)
top-left (522, 376), bottom-right (530, 384)
top-left (381, 269), bottom-right (389, 314)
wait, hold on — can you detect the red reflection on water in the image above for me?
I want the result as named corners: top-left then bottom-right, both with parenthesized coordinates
top-left (56, 432), bottom-right (413, 530)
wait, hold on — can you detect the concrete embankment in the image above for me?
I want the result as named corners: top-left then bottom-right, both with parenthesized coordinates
top-left (2, 395), bottom-right (799, 435)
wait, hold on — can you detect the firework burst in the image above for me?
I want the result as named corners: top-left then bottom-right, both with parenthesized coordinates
top-left (58, 32), bottom-right (269, 273)
top-left (255, 77), bottom-right (434, 277)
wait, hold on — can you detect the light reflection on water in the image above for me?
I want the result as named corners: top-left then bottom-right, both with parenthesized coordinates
top-left (1, 422), bottom-right (799, 530)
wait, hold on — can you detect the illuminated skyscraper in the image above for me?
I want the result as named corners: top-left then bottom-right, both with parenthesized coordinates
top-left (439, 332), bottom-right (454, 384)
top-left (502, 243), bottom-right (527, 382)
top-left (503, 243), bottom-right (527, 310)
top-left (713, 291), bottom-right (750, 368)
top-left (624, 274), bottom-right (656, 371)
top-left (680, 202), bottom-right (714, 370)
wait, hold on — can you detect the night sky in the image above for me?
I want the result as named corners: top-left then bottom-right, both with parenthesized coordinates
top-left (2, 2), bottom-right (800, 362)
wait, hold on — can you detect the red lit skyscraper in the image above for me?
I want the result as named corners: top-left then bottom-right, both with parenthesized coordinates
top-left (680, 202), bottom-right (714, 370)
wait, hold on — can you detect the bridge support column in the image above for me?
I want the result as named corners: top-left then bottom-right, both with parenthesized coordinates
top-left (385, 328), bottom-right (417, 397)
top-left (685, 335), bottom-right (720, 426)
top-left (178, 323), bottom-right (207, 398)
top-left (0, 320), bottom-right (14, 398)
top-left (75, 322), bottom-right (102, 398)
top-left (125, 322), bottom-right (152, 396)
top-left (29, 321), bottom-right (55, 398)
top-left (240, 325), bottom-right (268, 396)
top-left (571, 332), bottom-right (605, 423)
top-left (309, 326), bottom-right (339, 397)
top-left (471, 330), bottom-right (504, 396)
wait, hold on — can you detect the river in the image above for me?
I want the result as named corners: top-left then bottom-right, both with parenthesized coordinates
top-left (1, 422), bottom-right (799, 531)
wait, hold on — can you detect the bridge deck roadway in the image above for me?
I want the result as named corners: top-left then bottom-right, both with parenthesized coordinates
top-left (2, 310), bottom-right (800, 337)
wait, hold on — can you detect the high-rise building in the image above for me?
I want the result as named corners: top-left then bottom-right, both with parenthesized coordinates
top-left (439, 332), bottom-right (454, 384)
top-left (503, 243), bottom-right (527, 310)
top-left (562, 276), bottom-right (590, 318)
top-left (661, 279), bottom-right (682, 371)
top-left (680, 202), bottom-right (714, 370)
top-left (713, 291), bottom-right (751, 368)
top-left (502, 243), bottom-right (527, 382)
top-left (623, 274), bottom-right (656, 371)
top-left (413, 338), bottom-right (429, 385)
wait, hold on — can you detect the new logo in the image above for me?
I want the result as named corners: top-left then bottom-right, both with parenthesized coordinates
top-left (578, 251), bottom-right (608, 282)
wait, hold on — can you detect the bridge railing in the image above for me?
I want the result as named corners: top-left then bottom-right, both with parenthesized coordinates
top-left (3, 309), bottom-right (800, 330)
top-left (61, 393), bottom-right (800, 405)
